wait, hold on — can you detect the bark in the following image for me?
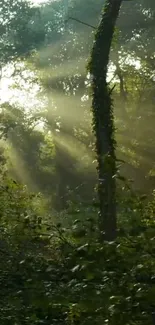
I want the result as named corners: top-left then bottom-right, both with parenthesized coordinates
top-left (116, 62), bottom-right (127, 103)
top-left (88, 0), bottom-right (123, 241)
top-left (115, 58), bottom-right (129, 119)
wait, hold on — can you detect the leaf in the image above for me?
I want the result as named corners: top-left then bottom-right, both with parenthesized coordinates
top-left (77, 244), bottom-right (89, 252)
top-left (72, 265), bottom-right (80, 272)
top-left (19, 260), bottom-right (25, 264)
top-left (85, 272), bottom-right (95, 280)
top-left (117, 175), bottom-right (126, 181)
top-left (73, 219), bottom-right (80, 225)
top-left (46, 266), bottom-right (53, 272)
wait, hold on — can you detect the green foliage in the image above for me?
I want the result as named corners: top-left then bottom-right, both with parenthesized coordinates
top-left (1, 184), bottom-right (155, 324)
top-left (0, 0), bottom-right (45, 65)
top-left (0, 0), bottom-right (155, 324)
top-left (0, 102), bottom-right (56, 197)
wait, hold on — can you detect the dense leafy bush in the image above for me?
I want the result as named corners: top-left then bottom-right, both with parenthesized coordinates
top-left (0, 177), bottom-right (155, 324)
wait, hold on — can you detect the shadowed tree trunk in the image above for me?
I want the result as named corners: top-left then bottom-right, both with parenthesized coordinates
top-left (88, 0), bottom-right (123, 241)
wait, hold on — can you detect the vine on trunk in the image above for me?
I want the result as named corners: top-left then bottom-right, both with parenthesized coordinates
top-left (88, 0), bottom-right (123, 241)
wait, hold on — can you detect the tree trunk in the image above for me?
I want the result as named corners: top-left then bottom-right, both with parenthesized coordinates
top-left (88, 0), bottom-right (123, 241)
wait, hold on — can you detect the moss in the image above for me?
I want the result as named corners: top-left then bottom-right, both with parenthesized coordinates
top-left (88, 0), bottom-right (123, 240)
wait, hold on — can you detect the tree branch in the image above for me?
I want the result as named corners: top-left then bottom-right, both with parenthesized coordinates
top-left (66, 17), bottom-right (96, 30)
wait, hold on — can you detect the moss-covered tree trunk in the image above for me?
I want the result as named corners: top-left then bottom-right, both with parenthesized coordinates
top-left (89, 0), bottom-right (123, 241)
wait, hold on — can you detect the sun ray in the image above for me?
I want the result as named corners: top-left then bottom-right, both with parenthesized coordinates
top-left (52, 131), bottom-right (95, 171)
top-left (46, 91), bottom-right (91, 128)
top-left (7, 141), bottom-right (39, 192)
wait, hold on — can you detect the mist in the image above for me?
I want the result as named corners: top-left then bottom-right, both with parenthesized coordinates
top-left (0, 0), bottom-right (154, 210)
top-left (1, 0), bottom-right (155, 323)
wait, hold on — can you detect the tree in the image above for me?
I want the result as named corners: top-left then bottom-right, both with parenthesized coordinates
top-left (0, 0), bottom-right (45, 66)
top-left (88, 0), bottom-right (123, 241)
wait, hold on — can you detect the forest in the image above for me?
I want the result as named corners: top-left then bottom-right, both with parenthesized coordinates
top-left (0, 0), bottom-right (155, 323)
